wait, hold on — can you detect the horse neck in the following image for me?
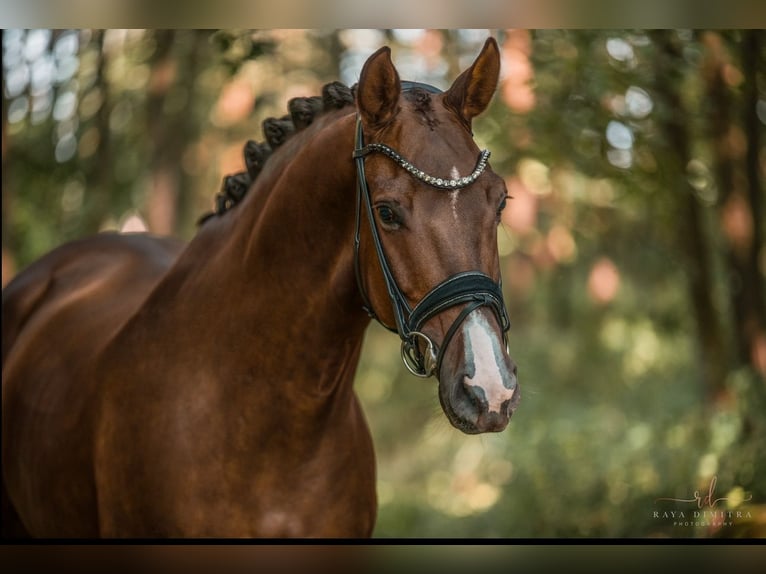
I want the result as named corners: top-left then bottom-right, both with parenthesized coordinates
top-left (168, 109), bottom-right (368, 396)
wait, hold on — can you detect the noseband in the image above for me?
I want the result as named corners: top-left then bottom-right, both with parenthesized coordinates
top-left (352, 82), bottom-right (511, 378)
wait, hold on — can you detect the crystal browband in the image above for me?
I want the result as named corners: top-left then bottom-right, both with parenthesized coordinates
top-left (352, 143), bottom-right (491, 190)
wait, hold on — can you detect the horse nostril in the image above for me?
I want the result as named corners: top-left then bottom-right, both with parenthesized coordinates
top-left (506, 362), bottom-right (518, 390)
top-left (462, 380), bottom-right (487, 409)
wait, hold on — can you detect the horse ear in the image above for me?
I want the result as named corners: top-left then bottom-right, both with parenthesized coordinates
top-left (356, 46), bottom-right (401, 129)
top-left (444, 37), bottom-right (501, 126)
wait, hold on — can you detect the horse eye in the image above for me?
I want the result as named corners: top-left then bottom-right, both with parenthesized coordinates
top-left (497, 195), bottom-right (509, 216)
top-left (376, 205), bottom-right (399, 227)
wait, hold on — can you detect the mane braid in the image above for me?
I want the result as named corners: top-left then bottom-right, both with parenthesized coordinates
top-left (197, 81), bottom-right (355, 226)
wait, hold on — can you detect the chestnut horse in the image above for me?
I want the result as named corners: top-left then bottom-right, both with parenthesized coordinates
top-left (2, 38), bottom-right (519, 537)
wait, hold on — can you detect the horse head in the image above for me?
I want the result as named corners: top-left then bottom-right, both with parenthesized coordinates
top-left (354, 38), bottom-right (520, 434)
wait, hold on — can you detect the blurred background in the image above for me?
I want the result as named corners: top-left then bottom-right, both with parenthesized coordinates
top-left (2, 29), bottom-right (765, 538)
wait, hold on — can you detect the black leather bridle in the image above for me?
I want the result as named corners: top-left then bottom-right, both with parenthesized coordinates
top-left (352, 82), bottom-right (510, 378)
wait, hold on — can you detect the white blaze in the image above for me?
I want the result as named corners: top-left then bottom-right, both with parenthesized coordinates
top-left (449, 166), bottom-right (461, 221)
top-left (463, 313), bottom-right (515, 414)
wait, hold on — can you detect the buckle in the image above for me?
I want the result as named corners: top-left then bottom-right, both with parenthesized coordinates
top-left (400, 331), bottom-right (437, 378)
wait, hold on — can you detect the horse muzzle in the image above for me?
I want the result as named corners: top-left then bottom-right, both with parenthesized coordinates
top-left (436, 308), bottom-right (520, 434)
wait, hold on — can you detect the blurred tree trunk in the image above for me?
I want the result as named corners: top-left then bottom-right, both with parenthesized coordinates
top-left (146, 30), bottom-right (210, 236)
top-left (650, 30), bottom-right (730, 400)
top-left (82, 30), bottom-right (113, 233)
top-left (741, 30), bottom-right (766, 378)
top-left (174, 30), bottom-right (211, 236)
top-left (704, 31), bottom-right (766, 378)
top-left (316, 29), bottom-right (344, 80)
top-left (146, 30), bottom-right (178, 235)
top-left (441, 30), bottom-right (462, 80)
top-left (2, 29), bottom-right (16, 287)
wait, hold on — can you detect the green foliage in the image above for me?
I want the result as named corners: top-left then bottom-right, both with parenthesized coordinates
top-left (210, 30), bottom-right (276, 75)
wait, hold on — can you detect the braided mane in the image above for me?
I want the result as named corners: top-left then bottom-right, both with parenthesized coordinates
top-left (198, 81), bottom-right (355, 225)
